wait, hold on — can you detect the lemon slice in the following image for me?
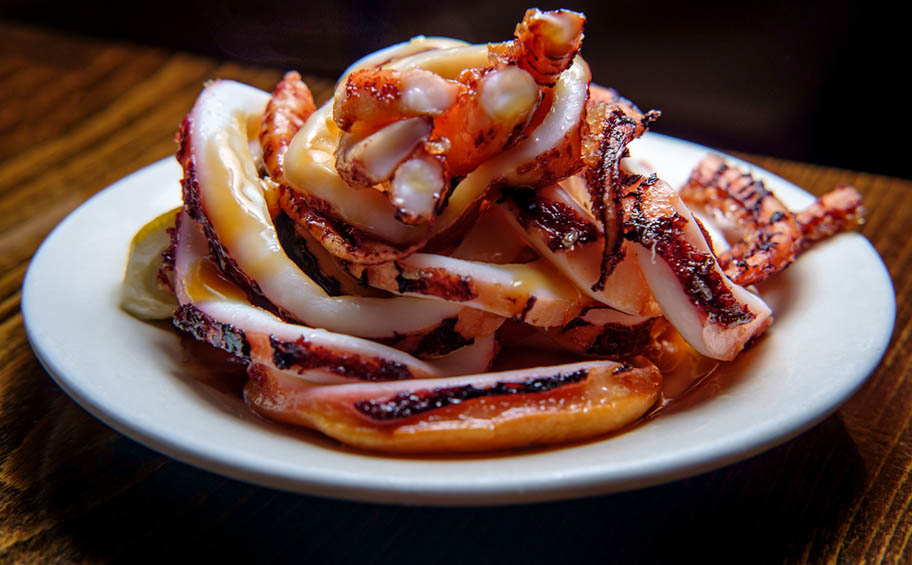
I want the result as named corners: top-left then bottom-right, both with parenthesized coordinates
top-left (120, 208), bottom-right (181, 320)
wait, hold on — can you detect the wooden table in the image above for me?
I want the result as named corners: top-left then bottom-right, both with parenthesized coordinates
top-left (1, 23), bottom-right (909, 563)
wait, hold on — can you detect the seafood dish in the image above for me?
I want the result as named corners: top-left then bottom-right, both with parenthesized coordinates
top-left (123, 8), bottom-right (865, 453)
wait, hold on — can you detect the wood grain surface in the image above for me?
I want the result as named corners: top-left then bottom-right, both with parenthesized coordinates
top-left (1, 22), bottom-right (910, 563)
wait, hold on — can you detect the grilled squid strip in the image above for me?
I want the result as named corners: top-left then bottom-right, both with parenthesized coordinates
top-left (285, 44), bottom-right (491, 247)
top-left (620, 175), bottom-right (772, 361)
top-left (680, 154), bottom-right (802, 286)
top-left (795, 184), bottom-right (865, 251)
top-left (174, 211), bottom-right (662, 453)
top-left (284, 53), bottom-right (590, 251)
top-left (493, 181), bottom-right (660, 317)
top-left (581, 91), bottom-right (659, 292)
top-left (332, 63), bottom-right (544, 225)
top-left (259, 70), bottom-right (435, 265)
top-left (244, 357), bottom-right (661, 453)
top-left (172, 212), bottom-right (497, 381)
top-left (488, 8), bottom-right (585, 87)
top-left (347, 254), bottom-right (593, 327)
top-left (435, 57), bottom-right (591, 234)
top-left (181, 79), bottom-right (502, 342)
top-left (259, 71), bottom-right (316, 186)
top-left (284, 101), bottom-right (428, 244)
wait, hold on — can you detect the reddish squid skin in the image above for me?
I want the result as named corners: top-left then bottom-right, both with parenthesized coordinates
top-left (620, 174), bottom-right (756, 328)
top-left (243, 358), bottom-right (662, 453)
top-left (680, 154), bottom-right (802, 286)
top-left (795, 184), bottom-right (865, 252)
top-left (260, 71), bottom-right (316, 183)
top-left (280, 185), bottom-right (432, 266)
top-left (498, 186), bottom-right (599, 252)
top-left (682, 156), bottom-right (866, 285)
top-left (173, 301), bottom-right (428, 382)
top-left (260, 71), bottom-right (430, 265)
top-left (489, 8), bottom-right (586, 87)
top-left (580, 91), bottom-right (660, 292)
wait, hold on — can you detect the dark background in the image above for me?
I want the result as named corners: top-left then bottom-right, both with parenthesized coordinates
top-left (2, 0), bottom-right (906, 178)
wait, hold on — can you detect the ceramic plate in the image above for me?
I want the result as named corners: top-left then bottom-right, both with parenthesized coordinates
top-left (22, 133), bottom-right (895, 505)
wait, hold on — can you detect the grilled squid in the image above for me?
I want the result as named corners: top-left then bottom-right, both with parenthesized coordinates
top-left (136, 7), bottom-right (867, 454)
top-left (619, 174), bottom-right (772, 360)
top-left (245, 357), bottom-right (661, 453)
top-left (178, 79), bottom-right (501, 348)
top-left (171, 211), bottom-right (498, 381)
top-left (492, 180), bottom-right (659, 317)
top-left (795, 184), bottom-right (865, 251)
top-left (283, 36), bottom-right (590, 252)
top-left (488, 8), bottom-right (586, 86)
top-left (173, 209), bottom-right (660, 452)
top-left (680, 154), bottom-right (802, 286)
top-left (682, 154), bottom-right (866, 283)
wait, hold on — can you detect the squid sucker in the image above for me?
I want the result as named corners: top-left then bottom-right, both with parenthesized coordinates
top-left (130, 7), bottom-right (865, 453)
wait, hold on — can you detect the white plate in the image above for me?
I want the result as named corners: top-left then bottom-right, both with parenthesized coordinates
top-left (22, 133), bottom-right (895, 506)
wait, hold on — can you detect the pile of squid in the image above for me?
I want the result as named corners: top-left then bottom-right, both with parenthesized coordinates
top-left (162, 9), bottom-right (864, 452)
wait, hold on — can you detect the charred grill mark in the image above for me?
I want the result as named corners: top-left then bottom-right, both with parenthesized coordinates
top-left (353, 369), bottom-right (590, 421)
top-left (274, 213), bottom-right (342, 296)
top-left (318, 212), bottom-right (362, 247)
top-left (432, 170), bottom-right (457, 216)
top-left (500, 187), bottom-right (599, 251)
top-left (157, 216), bottom-right (179, 292)
top-left (175, 115), bottom-right (192, 163)
top-left (557, 312), bottom-right (653, 357)
top-left (795, 185), bottom-right (865, 251)
top-left (642, 110), bottom-right (661, 128)
top-left (692, 216), bottom-right (716, 253)
top-left (516, 296), bottom-right (537, 322)
top-left (685, 156), bottom-right (772, 221)
top-left (173, 304), bottom-right (250, 360)
top-left (612, 363), bottom-right (633, 374)
top-left (393, 264), bottom-right (477, 302)
top-left (581, 103), bottom-right (652, 291)
top-left (393, 262), bottom-right (408, 293)
top-left (682, 154), bottom-right (804, 285)
top-left (504, 113), bottom-right (535, 149)
top-left (280, 185), bottom-right (430, 265)
top-left (270, 336), bottom-right (413, 381)
top-left (514, 141), bottom-right (581, 186)
top-left (561, 316), bottom-right (592, 333)
top-left (413, 317), bottom-right (475, 357)
top-left (434, 177), bottom-right (462, 215)
top-left (621, 176), bottom-right (755, 328)
top-left (373, 330), bottom-right (406, 349)
top-left (282, 187), bottom-right (366, 249)
top-left (290, 189), bottom-right (363, 247)
top-left (585, 320), bottom-right (654, 358)
top-left (261, 144), bottom-right (275, 167)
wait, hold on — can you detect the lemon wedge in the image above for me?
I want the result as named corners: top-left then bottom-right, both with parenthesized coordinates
top-left (120, 208), bottom-right (180, 320)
